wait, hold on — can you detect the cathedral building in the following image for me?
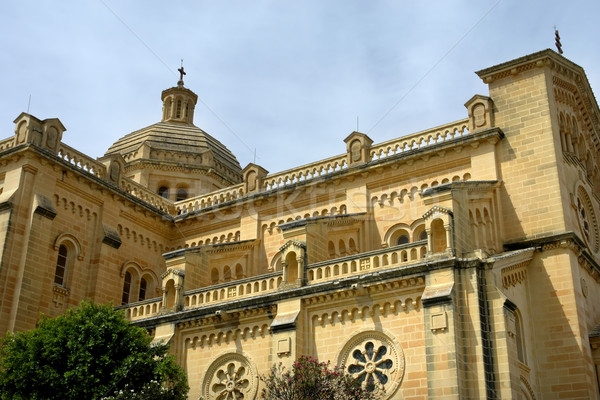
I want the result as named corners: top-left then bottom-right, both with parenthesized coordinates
top-left (0, 48), bottom-right (599, 399)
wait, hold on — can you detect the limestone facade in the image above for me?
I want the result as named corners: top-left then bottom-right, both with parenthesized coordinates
top-left (0, 49), bottom-right (599, 399)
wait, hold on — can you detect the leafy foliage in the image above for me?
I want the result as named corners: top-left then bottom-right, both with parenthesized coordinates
top-left (260, 355), bottom-right (379, 400)
top-left (0, 301), bottom-right (188, 400)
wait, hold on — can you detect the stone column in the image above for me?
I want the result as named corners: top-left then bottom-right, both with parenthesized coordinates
top-left (282, 261), bottom-right (288, 282)
top-left (426, 228), bottom-right (433, 254)
top-left (444, 224), bottom-right (452, 253)
top-left (296, 256), bottom-right (304, 284)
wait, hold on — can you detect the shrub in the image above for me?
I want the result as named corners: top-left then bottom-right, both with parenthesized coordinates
top-left (260, 355), bottom-right (379, 400)
top-left (0, 301), bottom-right (188, 400)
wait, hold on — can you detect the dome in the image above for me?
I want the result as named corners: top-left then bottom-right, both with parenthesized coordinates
top-left (104, 121), bottom-right (242, 182)
top-left (104, 75), bottom-right (242, 198)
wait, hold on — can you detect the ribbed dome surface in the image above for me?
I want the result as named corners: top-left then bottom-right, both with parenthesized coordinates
top-left (105, 121), bottom-right (242, 177)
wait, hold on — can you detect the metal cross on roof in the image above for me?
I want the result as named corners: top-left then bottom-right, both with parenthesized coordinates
top-left (178, 59), bottom-right (186, 82)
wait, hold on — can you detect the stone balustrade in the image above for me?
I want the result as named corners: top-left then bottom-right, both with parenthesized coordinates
top-left (175, 183), bottom-right (246, 214)
top-left (123, 299), bottom-right (163, 321)
top-left (160, 119), bottom-right (470, 215)
top-left (57, 143), bottom-right (107, 178)
top-left (121, 242), bottom-right (428, 322)
top-left (307, 241), bottom-right (427, 283)
top-left (0, 137), bottom-right (15, 151)
top-left (119, 176), bottom-right (174, 213)
top-left (369, 118), bottom-right (470, 161)
top-left (184, 271), bottom-right (283, 310)
top-left (261, 153), bottom-right (348, 191)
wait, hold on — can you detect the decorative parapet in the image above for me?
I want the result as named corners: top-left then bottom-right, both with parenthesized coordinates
top-left (119, 175), bottom-right (174, 213)
top-left (167, 118), bottom-right (473, 216)
top-left (122, 298), bottom-right (163, 321)
top-left (344, 131), bottom-right (373, 166)
top-left (57, 142), bottom-right (106, 179)
top-left (13, 113), bottom-right (66, 154)
top-left (242, 163), bottom-right (268, 194)
top-left (369, 118), bottom-right (469, 161)
top-left (122, 241), bottom-right (432, 322)
top-left (183, 271), bottom-right (284, 312)
top-left (261, 153), bottom-right (348, 191)
top-left (306, 240), bottom-right (427, 284)
top-left (465, 95), bottom-right (494, 133)
top-left (98, 154), bottom-right (126, 187)
top-left (174, 182), bottom-right (245, 214)
top-left (0, 137), bottom-right (15, 151)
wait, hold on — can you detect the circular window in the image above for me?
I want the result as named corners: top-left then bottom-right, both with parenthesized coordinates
top-left (202, 353), bottom-right (258, 400)
top-left (337, 330), bottom-right (405, 398)
top-left (576, 186), bottom-right (599, 253)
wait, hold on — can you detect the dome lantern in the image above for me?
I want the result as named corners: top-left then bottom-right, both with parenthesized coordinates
top-left (161, 66), bottom-right (198, 125)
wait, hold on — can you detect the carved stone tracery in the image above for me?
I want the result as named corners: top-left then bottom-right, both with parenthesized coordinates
top-left (202, 353), bottom-right (258, 400)
top-left (337, 330), bottom-right (405, 399)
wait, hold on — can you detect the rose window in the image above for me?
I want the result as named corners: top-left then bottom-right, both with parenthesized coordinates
top-left (578, 198), bottom-right (591, 243)
top-left (347, 340), bottom-right (394, 392)
top-left (211, 362), bottom-right (250, 399)
top-left (203, 353), bottom-right (258, 400)
top-left (575, 187), bottom-right (599, 252)
top-left (337, 331), bottom-right (405, 400)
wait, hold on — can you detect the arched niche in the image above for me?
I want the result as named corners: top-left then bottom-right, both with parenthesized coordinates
top-left (161, 268), bottom-right (185, 312)
top-left (279, 240), bottom-right (306, 288)
top-left (422, 206), bottom-right (454, 257)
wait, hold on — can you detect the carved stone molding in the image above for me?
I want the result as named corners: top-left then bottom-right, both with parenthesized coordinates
top-left (185, 323), bottom-right (271, 348)
top-left (309, 295), bottom-right (422, 328)
top-left (501, 261), bottom-right (529, 289)
top-left (52, 285), bottom-right (69, 308)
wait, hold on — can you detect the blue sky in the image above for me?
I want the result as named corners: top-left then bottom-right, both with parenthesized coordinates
top-left (2, 1), bottom-right (599, 173)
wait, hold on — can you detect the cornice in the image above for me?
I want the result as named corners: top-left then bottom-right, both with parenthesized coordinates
top-left (505, 231), bottom-right (600, 280)
top-left (0, 143), bottom-right (171, 218)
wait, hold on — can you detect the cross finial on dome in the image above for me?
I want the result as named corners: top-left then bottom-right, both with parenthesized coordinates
top-left (177, 59), bottom-right (186, 87)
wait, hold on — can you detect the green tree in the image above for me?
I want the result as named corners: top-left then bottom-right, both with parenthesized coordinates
top-left (0, 301), bottom-right (188, 400)
top-left (260, 355), bottom-right (379, 400)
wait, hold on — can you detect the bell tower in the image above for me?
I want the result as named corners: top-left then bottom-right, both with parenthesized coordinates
top-left (161, 65), bottom-right (198, 125)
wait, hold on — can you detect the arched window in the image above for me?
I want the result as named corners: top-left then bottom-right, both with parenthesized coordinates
top-left (176, 100), bottom-right (182, 118)
top-left (235, 264), bottom-right (244, 279)
top-left (349, 238), bottom-right (357, 253)
top-left (396, 235), bottom-right (409, 245)
top-left (339, 240), bottom-right (347, 256)
top-left (122, 271), bottom-right (132, 305)
top-left (419, 230), bottom-right (427, 241)
top-left (328, 241), bottom-right (336, 258)
top-left (176, 187), bottom-right (188, 201)
top-left (270, 253), bottom-right (282, 272)
top-left (223, 266), bottom-right (232, 282)
top-left (513, 309), bottom-right (527, 365)
top-left (158, 186), bottom-right (169, 198)
top-left (54, 245), bottom-right (68, 286)
top-left (390, 228), bottom-right (409, 247)
top-left (138, 277), bottom-right (147, 301)
top-left (211, 268), bottom-right (219, 284)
